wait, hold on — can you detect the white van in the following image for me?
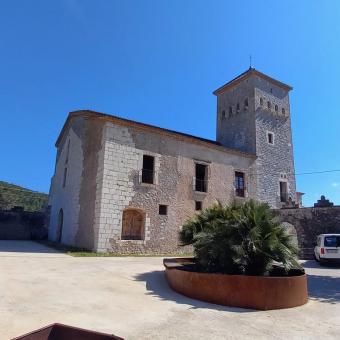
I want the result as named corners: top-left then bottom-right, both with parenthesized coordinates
top-left (314, 234), bottom-right (340, 264)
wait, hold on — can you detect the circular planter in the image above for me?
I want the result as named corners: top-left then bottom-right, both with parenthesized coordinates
top-left (164, 258), bottom-right (308, 310)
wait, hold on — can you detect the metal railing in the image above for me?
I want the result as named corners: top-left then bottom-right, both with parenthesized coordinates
top-left (235, 188), bottom-right (245, 198)
top-left (141, 169), bottom-right (154, 184)
top-left (280, 192), bottom-right (289, 203)
top-left (121, 234), bottom-right (143, 240)
top-left (193, 177), bottom-right (208, 193)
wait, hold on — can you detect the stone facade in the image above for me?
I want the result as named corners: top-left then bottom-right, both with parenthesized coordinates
top-left (274, 206), bottom-right (340, 259)
top-left (48, 68), bottom-right (298, 253)
top-left (48, 116), bottom-right (85, 246)
top-left (215, 68), bottom-right (296, 208)
top-left (95, 121), bottom-right (255, 253)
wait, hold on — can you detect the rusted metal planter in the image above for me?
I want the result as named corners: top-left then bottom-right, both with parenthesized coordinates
top-left (12, 323), bottom-right (123, 340)
top-left (164, 258), bottom-right (308, 310)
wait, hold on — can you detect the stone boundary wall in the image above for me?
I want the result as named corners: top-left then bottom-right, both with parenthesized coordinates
top-left (273, 206), bottom-right (340, 259)
top-left (0, 207), bottom-right (48, 240)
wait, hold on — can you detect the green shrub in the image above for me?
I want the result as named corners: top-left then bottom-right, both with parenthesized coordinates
top-left (179, 200), bottom-right (300, 276)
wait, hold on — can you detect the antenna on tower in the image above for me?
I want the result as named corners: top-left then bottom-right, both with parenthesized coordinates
top-left (249, 54), bottom-right (252, 69)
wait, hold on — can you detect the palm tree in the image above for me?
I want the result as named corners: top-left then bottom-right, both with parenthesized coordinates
top-left (179, 200), bottom-right (300, 276)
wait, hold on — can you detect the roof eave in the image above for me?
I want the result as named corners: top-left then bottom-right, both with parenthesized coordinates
top-left (55, 110), bottom-right (257, 159)
top-left (213, 68), bottom-right (293, 96)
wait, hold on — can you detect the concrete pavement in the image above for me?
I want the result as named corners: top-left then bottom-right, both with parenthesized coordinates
top-left (0, 241), bottom-right (339, 339)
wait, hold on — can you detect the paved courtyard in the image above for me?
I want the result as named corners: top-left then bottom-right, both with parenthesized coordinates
top-left (0, 241), bottom-right (339, 339)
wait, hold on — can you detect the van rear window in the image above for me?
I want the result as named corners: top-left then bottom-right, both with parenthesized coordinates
top-left (324, 236), bottom-right (340, 247)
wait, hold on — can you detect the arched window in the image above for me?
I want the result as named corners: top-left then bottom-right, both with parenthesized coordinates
top-left (222, 110), bottom-right (226, 118)
top-left (56, 209), bottom-right (64, 243)
top-left (121, 209), bottom-right (144, 240)
top-left (236, 103), bottom-right (240, 112)
top-left (275, 105), bottom-right (278, 112)
top-left (260, 97), bottom-right (263, 106)
top-left (282, 108), bottom-right (286, 115)
top-left (267, 101), bottom-right (271, 109)
top-left (229, 106), bottom-right (233, 116)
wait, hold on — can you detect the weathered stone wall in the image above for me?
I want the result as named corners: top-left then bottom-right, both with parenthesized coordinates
top-left (216, 79), bottom-right (256, 154)
top-left (48, 116), bottom-right (85, 245)
top-left (274, 206), bottom-right (340, 259)
top-left (216, 73), bottom-right (296, 208)
top-left (76, 119), bottom-right (104, 250)
top-left (95, 121), bottom-right (256, 253)
top-left (254, 77), bottom-right (296, 208)
top-left (0, 207), bottom-right (47, 240)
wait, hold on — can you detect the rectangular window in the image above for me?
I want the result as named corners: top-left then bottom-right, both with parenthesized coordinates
top-left (280, 181), bottom-right (288, 202)
top-left (235, 171), bottom-right (245, 197)
top-left (62, 167), bottom-right (67, 188)
top-left (159, 205), bottom-right (167, 215)
top-left (142, 155), bottom-right (154, 184)
top-left (195, 201), bottom-right (202, 211)
top-left (323, 236), bottom-right (340, 247)
top-left (195, 163), bottom-right (208, 192)
top-left (267, 132), bottom-right (274, 145)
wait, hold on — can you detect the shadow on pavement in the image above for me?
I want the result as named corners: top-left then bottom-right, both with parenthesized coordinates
top-left (0, 240), bottom-right (61, 254)
top-left (136, 267), bottom-right (340, 308)
top-left (134, 270), bottom-right (256, 313)
top-left (307, 274), bottom-right (340, 304)
top-left (303, 260), bottom-right (340, 269)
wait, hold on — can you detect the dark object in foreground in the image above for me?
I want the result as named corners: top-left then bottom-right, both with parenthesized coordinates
top-left (12, 323), bottom-right (123, 340)
top-left (164, 258), bottom-right (308, 310)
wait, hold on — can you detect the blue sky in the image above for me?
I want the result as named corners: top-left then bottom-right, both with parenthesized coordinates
top-left (0, 0), bottom-right (339, 207)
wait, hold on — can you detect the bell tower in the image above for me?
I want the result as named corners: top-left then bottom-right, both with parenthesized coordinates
top-left (213, 68), bottom-right (296, 208)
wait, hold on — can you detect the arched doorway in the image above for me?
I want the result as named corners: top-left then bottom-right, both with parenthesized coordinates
top-left (56, 209), bottom-right (64, 243)
top-left (121, 209), bottom-right (144, 240)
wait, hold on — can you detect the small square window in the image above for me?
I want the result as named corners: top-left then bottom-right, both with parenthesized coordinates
top-left (195, 201), bottom-right (202, 211)
top-left (267, 132), bottom-right (274, 145)
top-left (159, 205), bottom-right (168, 215)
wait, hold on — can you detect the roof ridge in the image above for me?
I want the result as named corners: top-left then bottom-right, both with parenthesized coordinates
top-left (56, 110), bottom-right (256, 159)
top-left (213, 68), bottom-right (292, 95)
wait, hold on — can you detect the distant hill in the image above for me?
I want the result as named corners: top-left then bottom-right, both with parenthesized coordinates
top-left (0, 181), bottom-right (48, 212)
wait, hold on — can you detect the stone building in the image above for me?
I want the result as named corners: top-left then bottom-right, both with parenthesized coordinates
top-left (48, 68), bottom-right (297, 253)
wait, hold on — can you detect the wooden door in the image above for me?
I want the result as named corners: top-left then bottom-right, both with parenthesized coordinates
top-left (121, 210), bottom-right (144, 240)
